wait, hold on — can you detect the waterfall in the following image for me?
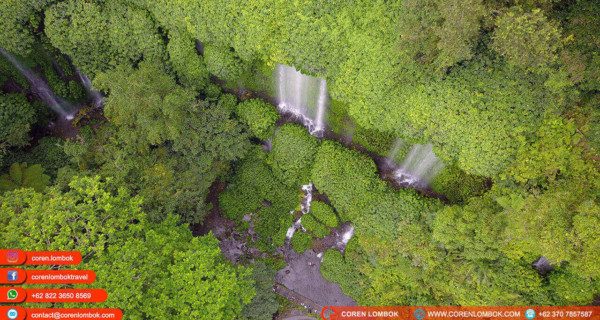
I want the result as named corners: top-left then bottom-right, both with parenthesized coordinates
top-left (315, 79), bottom-right (327, 133)
top-left (394, 143), bottom-right (445, 188)
top-left (285, 183), bottom-right (314, 240)
top-left (275, 64), bottom-right (328, 136)
top-left (387, 138), bottom-right (406, 165)
top-left (75, 68), bottom-right (103, 108)
top-left (0, 48), bottom-right (72, 118)
top-left (301, 183), bottom-right (314, 214)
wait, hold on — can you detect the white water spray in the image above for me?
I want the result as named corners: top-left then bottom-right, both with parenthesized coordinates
top-left (315, 79), bottom-right (327, 133)
top-left (394, 143), bottom-right (445, 187)
top-left (285, 183), bottom-right (314, 240)
top-left (0, 48), bottom-right (70, 116)
top-left (301, 183), bottom-right (314, 214)
top-left (75, 67), bottom-right (103, 108)
top-left (276, 64), bottom-right (328, 136)
top-left (387, 138), bottom-right (406, 165)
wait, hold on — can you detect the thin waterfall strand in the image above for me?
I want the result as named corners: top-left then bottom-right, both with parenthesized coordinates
top-left (0, 48), bottom-right (70, 117)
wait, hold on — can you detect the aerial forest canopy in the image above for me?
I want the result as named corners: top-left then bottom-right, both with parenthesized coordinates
top-left (1, 0), bottom-right (600, 317)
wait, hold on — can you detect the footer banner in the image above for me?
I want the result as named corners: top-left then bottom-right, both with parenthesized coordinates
top-left (0, 308), bottom-right (122, 320)
top-left (321, 306), bottom-right (600, 320)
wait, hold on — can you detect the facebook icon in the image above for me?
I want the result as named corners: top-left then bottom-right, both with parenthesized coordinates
top-left (7, 271), bottom-right (18, 282)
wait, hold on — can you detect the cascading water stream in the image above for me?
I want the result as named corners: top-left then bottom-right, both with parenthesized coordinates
top-left (75, 68), bottom-right (103, 108)
top-left (393, 143), bottom-right (445, 188)
top-left (285, 183), bottom-right (314, 240)
top-left (315, 79), bottom-right (327, 133)
top-left (276, 64), bottom-right (328, 137)
top-left (387, 138), bottom-right (406, 165)
top-left (0, 48), bottom-right (72, 119)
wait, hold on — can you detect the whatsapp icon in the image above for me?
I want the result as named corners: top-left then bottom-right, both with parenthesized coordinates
top-left (7, 289), bottom-right (18, 300)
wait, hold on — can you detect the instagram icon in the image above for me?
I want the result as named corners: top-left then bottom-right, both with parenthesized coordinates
top-left (6, 251), bottom-right (19, 263)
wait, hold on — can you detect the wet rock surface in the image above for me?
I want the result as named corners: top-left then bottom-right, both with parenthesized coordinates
top-left (275, 244), bottom-right (357, 307)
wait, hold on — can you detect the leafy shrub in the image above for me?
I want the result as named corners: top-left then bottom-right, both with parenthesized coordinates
top-left (268, 123), bottom-right (318, 186)
top-left (0, 93), bottom-right (36, 150)
top-left (236, 99), bottom-right (280, 140)
top-left (264, 183), bottom-right (298, 212)
top-left (219, 148), bottom-right (274, 219)
top-left (352, 126), bottom-right (398, 157)
top-left (291, 231), bottom-right (313, 253)
top-left (492, 8), bottom-right (562, 71)
top-left (1, 137), bottom-right (70, 179)
top-left (320, 249), bottom-right (366, 299)
top-left (217, 93), bottom-right (238, 113)
top-left (0, 163), bottom-right (50, 194)
top-left (262, 255), bottom-right (287, 271)
top-left (300, 214), bottom-right (329, 238)
top-left (167, 32), bottom-right (209, 89)
top-left (431, 164), bottom-right (490, 204)
top-left (272, 213), bottom-right (293, 247)
top-left (255, 207), bottom-right (283, 238)
top-left (327, 99), bottom-right (354, 135)
top-left (242, 261), bottom-right (279, 320)
top-left (310, 201), bottom-right (339, 228)
top-left (548, 264), bottom-right (595, 305)
top-left (204, 42), bottom-right (248, 81)
top-left (255, 235), bottom-right (275, 254)
top-left (220, 147), bottom-right (298, 219)
top-left (45, 0), bottom-right (168, 77)
top-left (310, 140), bottom-right (383, 222)
top-left (236, 220), bottom-right (250, 233)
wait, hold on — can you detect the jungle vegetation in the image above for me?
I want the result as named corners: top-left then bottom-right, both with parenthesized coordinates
top-left (1, 0), bottom-right (599, 318)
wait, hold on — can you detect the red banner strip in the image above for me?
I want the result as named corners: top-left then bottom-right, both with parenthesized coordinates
top-left (0, 250), bottom-right (26, 265)
top-left (321, 306), bottom-right (600, 320)
top-left (24, 309), bottom-right (122, 320)
top-left (0, 287), bottom-right (27, 303)
top-left (24, 290), bottom-right (107, 303)
top-left (25, 270), bottom-right (96, 284)
top-left (0, 268), bottom-right (26, 284)
top-left (24, 252), bottom-right (82, 265)
top-left (0, 306), bottom-right (26, 320)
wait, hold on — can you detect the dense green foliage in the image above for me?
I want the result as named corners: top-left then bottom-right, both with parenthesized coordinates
top-left (300, 214), bottom-right (329, 238)
top-left (309, 201), bottom-right (339, 228)
top-left (0, 176), bottom-right (255, 319)
top-left (0, 162), bottom-right (50, 193)
top-left (45, 0), bottom-right (167, 78)
top-left (492, 7), bottom-right (563, 72)
top-left (1, 0), bottom-right (600, 313)
top-left (236, 99), bottom-right (279, 141)
top-left (321, 245), bottom-right (367, 300)
top-left (0, 93), bottom-right (37, 151)
top-left (268, 124), bottom-right (318, 186)
top-left (0, 137), bottom-right (69, 179)
top-left (290, 231), bottom-right (313, 254)
top-left (431, 164), bottom-right (490, 204)
top-left (242, 262), bottom-right (279, 320)
top-left (219, 146), bottom-right (298, 220)
top-left (96, 61), bottom-right (249, 167)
